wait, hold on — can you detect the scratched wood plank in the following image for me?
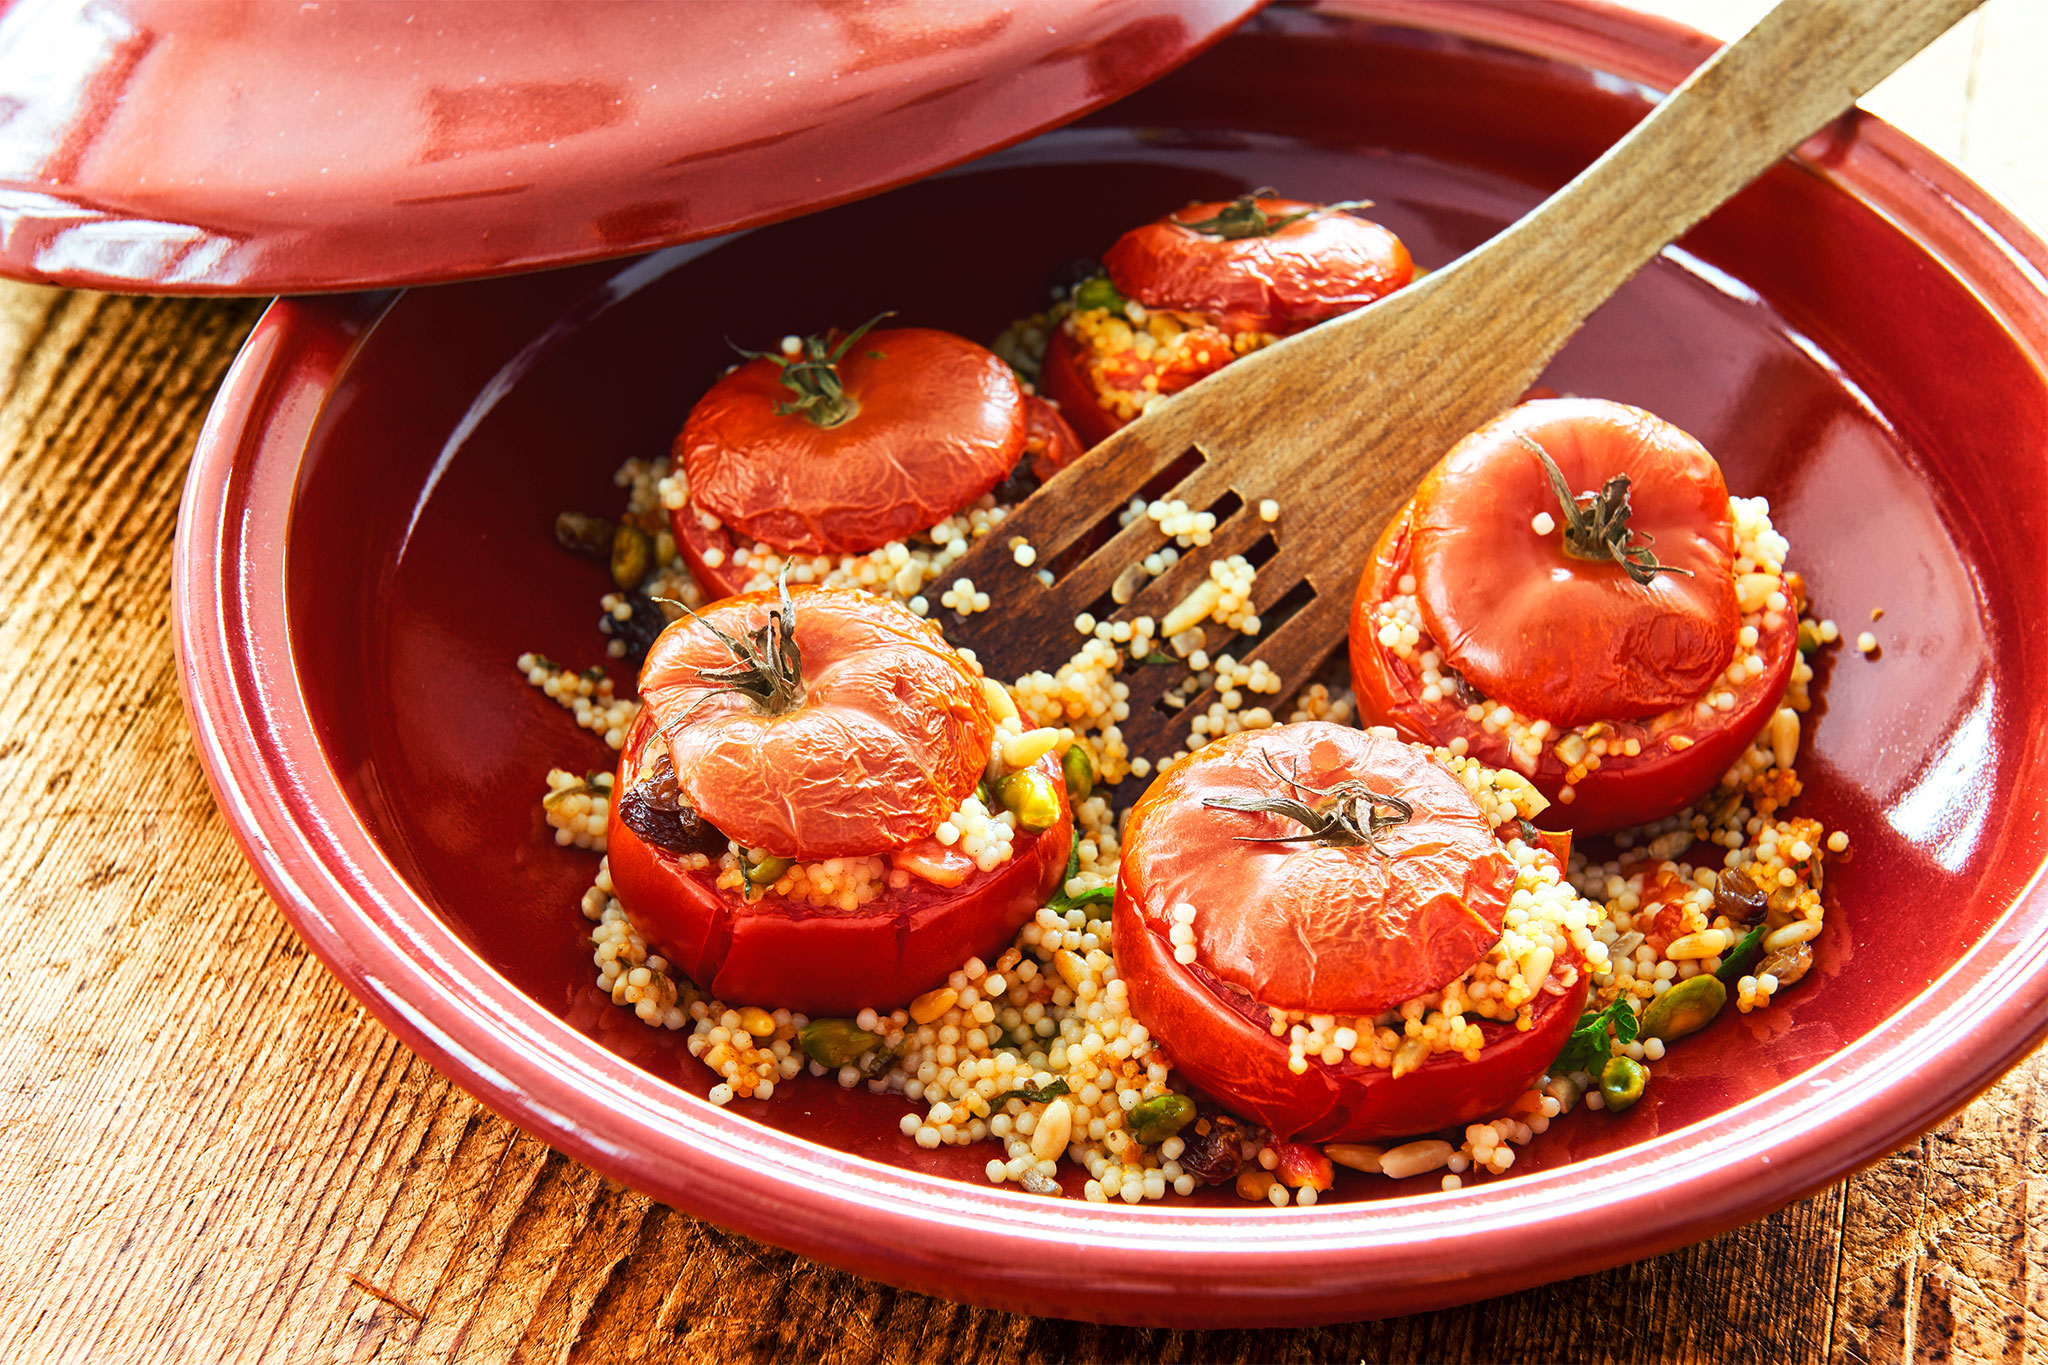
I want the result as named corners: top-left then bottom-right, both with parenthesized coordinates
top-left (0, 3), bottom-right (2041, 1358)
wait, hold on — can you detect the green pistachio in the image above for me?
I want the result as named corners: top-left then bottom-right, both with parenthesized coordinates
top-left (997, 769), bottom-right (1062, 832)
top-left (797, 1019), bottom-right (886, 1069)
top-left (1127, 1093), bottom-right (1196, 1145)
top-left (1599, 1055), bottom-right (1648, 1113)
top-left (1640, 974), bottom-right (1727, 1042)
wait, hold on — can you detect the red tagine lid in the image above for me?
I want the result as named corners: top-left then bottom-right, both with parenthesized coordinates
top-left (0, 0), bottom-right (1261, 295)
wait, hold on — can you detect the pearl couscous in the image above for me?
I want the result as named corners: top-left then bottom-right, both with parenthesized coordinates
top-left (520, 273), bottom-right (1844, 1207)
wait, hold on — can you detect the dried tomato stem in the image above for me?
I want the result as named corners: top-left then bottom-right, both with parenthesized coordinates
top-left (1517, 432), bottom-right (1694, 586)
top-left (736, 312), bottom-right (893, 429)
top-left (1177, 189), bottom-right (1373, 241)
top-left (658, 566), bottom-right (806, 719)
top-left (1202, 753), bottom-right (1413, 855)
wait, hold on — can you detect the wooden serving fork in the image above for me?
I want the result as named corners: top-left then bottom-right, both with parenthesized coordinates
top-left (937, 0), bottom-right (1977, 767)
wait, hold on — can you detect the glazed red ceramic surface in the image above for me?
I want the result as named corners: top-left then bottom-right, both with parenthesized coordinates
top-left (175, 1), bottom-right (2048, 1326)
top-left (0, 0), bottom-right (1258, 294)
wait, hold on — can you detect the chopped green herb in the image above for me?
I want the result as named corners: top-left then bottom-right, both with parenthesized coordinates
top-left (989, 1079), bottom-right (1071, 1109)
top-left (1048, 885), bottom-right (1114, 918)
top-left (1716, 924), bottom-right (1768, 984)
top-left (1552, 998), bottom-right (1639, 1078)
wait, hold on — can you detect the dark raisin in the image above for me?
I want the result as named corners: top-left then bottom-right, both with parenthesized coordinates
top-left (610, 592), bottom-right (668, 665)
top-left (990, 456), bottom-right (1043, 508)
top-left (1755, 940), bottom-right (1813, 988)
top-left (1046, 257), bottom-right (1102, 298)
top-left (1446, 668), bottom-right (1486, 707)
top-left (618, 754), bottom-right (724, 856)
top-left (1713, 864), bottom-right (1770, 924)
top-left (555, 511), bottom-right (617, 559)
top-left (1178, 1112), bottom-right (1248, 1186)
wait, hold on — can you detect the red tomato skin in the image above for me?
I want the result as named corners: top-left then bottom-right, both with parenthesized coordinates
top-left (671, 509), bottom-right (753, 600)
top-left (1407, 399), bottom-right (1740, 724)
top-left (607, 720), bottom-right (1072, 1015)
top-left (679, 328), bottom-right (1026, 556)
top-left (1104, 198), bottom-right (1412, 332)
top-left (1022, 393), bottom-right (1084, 480)
top-left (1038, 327), bottom-right (1125, 447)
top-left (672, 392), bottom-right (1080, 591)
top-left (638, 586), bottom-right (992, 861)
top-left (1349, 503), bottom-right (1797, 835)
top-left (1113, 887), bottom-right (1588, 1143)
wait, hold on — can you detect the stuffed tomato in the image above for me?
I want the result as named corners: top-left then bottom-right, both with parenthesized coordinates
top-left (1042, 193), bottom-right (1413, 445)
top-left (1350, 398), bottom-right (1801, 834)
top-left (670, 320), bottom-right (1080, 598)
top-left (605, 581), bottom-right (1072, 1014)
top-left (1113, 723), bottom-right (1591, 1144)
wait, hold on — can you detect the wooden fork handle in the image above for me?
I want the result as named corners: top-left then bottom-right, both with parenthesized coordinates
top-left (1443, 0), bottom-right (1984, 361)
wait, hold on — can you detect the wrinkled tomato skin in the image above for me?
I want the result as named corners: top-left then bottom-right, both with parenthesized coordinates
top-left (608, 710), bottom-right (1072, 1015)
top-left (1103, 198), bottom-right (1412, 333)
top-left (1118, 726), bottom-right (1514, 1017)
top-left (1113, 883), bottom-right (1587, 1144)
top-left (1111, 722), bottom-right (1578, 1142)
top-left (1407, 400), bottom-right (1740, 725)
top-left (679, 327), bottom-right (1027, 557)
top-left (672, 393), bottom-right (1082, 592)
top-left (1349, 503), bottom-right (1797, 835)
top-left (1038, 327), bottom-right (1126, 447)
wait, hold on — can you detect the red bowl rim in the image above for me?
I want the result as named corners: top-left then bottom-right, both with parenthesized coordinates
top-left (173, 0), bottom-right (2048, 1326)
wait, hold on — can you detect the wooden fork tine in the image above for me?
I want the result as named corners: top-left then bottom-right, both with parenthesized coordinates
top-left (1114, 501), bottom-right (1274, 633)
top-left (1111, 587), bottom-right (1352, 765)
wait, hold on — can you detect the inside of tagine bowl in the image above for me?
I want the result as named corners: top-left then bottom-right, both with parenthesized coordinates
top-left (271, 4), bottom-right (2048, 1210)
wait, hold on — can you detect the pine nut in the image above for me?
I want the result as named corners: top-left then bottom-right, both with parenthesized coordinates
top-left (1000, 727), bottom-right (1061, 772)
top-left (1764, 919), bottom-right (1823, 951)
top-left (1161, 580), bottom-right (1222, 636)
top-left (1770, 708), bottom-right (1801, 771)
top-left (980, 677), bottom-right (1019, 725)
top-left (1112, 562), bottom-right (1146, 605)
top-left (1054, 949), bottom-right (1087, 992)
top-left (909, 987), bottom-right (958, 1024)
top-left (1325, 1143), bottom-right (1385, 1174)
top-left (737, 1006), bottom-right (776, 1038)
top-left (1665, 930), bottom-right (1727, 961)
top-left (1379, 1139), bottom-right (1454, 1179)
top-left (1031, 1098), bottom-right (1073, 1159)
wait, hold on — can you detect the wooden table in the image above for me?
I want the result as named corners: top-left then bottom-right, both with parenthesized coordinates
top-left (2, 4), bottom-right (2043, 1360)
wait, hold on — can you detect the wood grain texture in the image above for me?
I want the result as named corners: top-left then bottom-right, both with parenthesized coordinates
top-left (0, 2), bottom-right (2043, 1358)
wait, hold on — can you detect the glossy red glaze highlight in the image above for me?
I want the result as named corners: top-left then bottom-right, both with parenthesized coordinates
top-left (0, 0), bottom-right (1260, 294)
top-left (174, 1), bottom-right (2048, 1328)
top-left (608, 710), bottom-right (1070, 1016)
